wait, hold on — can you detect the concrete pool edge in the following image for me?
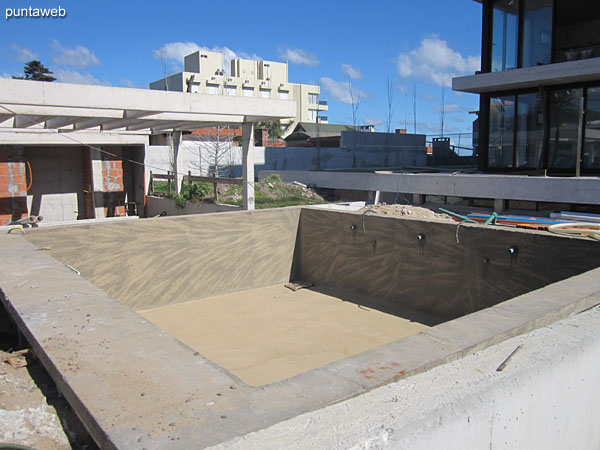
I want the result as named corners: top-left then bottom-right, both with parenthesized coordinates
top-left (1, 215), bottom-right (599, 448)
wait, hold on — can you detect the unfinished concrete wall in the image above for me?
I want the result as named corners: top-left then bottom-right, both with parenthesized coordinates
top-left (25, 208), bottom-right (301, 310)
top-left (294, 209), bottom-right (600, 319)
top-left (24, 146), bottom-right (85, 223)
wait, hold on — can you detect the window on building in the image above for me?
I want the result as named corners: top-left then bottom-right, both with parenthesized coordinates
top-left (554, 0), bottom-right (600, 63)
top-left (207, 85), bottom-right (219, 95)
top-left (308, 93), bottom-right (318, 104)
top-left (225, 86), bottom-right (236, 96)
top-left (584, 87), bottom-right (600, 169)
top-left (243, 87), bottom-right (254, 97)
top-left (491, 0), bottom-right (519, 72)
top-left (488, 95), bottom-right (515, 167)
top-left (548, 88), bottom-right (583, 169)
top-left (521, 0), bottom-right (553, 67)
top-left (191, 84), bottom-right (199, 94)
top-left (308, 109), bottom-right (318, 121)
top-left (279, 91), bottom-right (288, 100)
top-left (515, 92), bottom-right (544, 168)
top-left (260, 89), bottom-right (270, 99)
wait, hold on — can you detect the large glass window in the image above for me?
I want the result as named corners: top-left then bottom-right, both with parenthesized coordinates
top-left (521, 0), bottom-right (553, 67)
top-left (515, 92), bottom-right (544, 168)
top-left (584, 87), bottom-right (600, 169)
top-left (308, 93), bottom-right (318, 104)
top-left (554, 0), bottom-right (600, 63)
top-left (491, 0), bottom-right (519, 72)
top-left (488, 96), bottom-right (515, 167)
top-left (548, 88), bottom-right (583, 169)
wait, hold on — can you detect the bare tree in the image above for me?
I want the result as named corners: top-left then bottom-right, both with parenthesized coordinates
top-left (413, 82), bottom-right (417, 134)
top-left (385, 76), bottom-right (394, 134)
top-left (348, 79), bottom-right (361, 168)
top-left (189, 126), bottom-right (236, 178)
top-left (348, 79), bottom-right (361, 132)
top-left (440, 81), bottom-right (446, 137)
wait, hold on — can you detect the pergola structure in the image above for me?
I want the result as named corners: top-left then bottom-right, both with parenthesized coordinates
top-left (0, 78), bottom-right (295, 212)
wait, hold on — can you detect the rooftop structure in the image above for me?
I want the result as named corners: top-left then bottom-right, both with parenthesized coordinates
top-left (150, 50), bottom-right (328, 132)
top-left (453, 0), bottom-right (600, 175)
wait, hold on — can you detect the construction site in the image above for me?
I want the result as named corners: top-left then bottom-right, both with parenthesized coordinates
top-left (2, 0), bottom-right (600, 447)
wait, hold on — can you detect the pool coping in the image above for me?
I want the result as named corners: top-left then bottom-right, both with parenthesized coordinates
top-left (1, 211), bottom-right (599, 449)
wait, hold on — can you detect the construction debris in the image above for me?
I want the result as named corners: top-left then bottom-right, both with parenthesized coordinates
top-left (2, 349), bottom-right (29, 369)
top-left (284, 281), bottom-right (314, 292)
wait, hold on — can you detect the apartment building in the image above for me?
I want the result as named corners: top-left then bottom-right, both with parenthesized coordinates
top-left (150, 50), bottom-right (328, 129)
top-left (453, 0), bottom-right (600, 175)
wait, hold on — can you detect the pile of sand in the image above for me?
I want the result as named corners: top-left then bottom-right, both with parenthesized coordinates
top-left (360, 204), bottom-right (454, 222)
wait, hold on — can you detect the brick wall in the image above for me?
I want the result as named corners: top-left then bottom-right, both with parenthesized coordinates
top-left (101, 147), bottom-right (125, 217)
top-left (0, 147), bottom-right (28, 225)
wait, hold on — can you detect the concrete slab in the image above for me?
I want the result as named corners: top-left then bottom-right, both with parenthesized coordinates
top-left (138, 285), bottom-right (432, 386)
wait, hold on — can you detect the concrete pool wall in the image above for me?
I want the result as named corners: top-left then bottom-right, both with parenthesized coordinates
top-left (24, 207), bottom-right (600, 317)
top-left (2, 207), bottom-right (600, 448)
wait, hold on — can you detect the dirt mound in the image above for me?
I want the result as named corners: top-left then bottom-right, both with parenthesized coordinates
top-left (360, 204), bottom-right (454, 222)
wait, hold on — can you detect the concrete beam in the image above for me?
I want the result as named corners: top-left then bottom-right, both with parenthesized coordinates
top-left (259, 170), bottom-right (600, 206)
top-left (45, 116), bottom-right (87, 129)
top-left (242, 121), bottom-right (255, 210)
top-left (13, 115), bottom-right (50, 128)
top-left (0, 130), bottom-right (148, 145)
top-left (74, 118), bottom-right (115, 131)
top-left (0, 78), bottom-right (296, 120)
top-left (453, 58), bottom-right (600, 94)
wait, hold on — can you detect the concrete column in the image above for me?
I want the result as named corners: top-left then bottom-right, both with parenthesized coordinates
top-left (494, 198), bottom-right (506, 213)
top-left (374, 191), bottom-right (381, 205)
top-left (242, 121), bottom-right (255, 210)
top-left (170, 131), bottom-right (183, 193)
top-left (91, 147), bottom-right (104, 218)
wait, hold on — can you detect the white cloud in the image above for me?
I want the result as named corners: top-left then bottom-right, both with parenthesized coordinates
top-left (1, 72), bottom-right (17, 79)
top-left (153, 42), bottom-right (261, 75)
top-left (54, 69), bottom-right (108, 85)
top-left (341, 63), bottom-right (362, 80)
top-left (396, 36), bottom-right (480, 86)
top-left (418, 91), bottom-right (436, 102)
top-left (320, 77), bottom-right (369, 105)
top-left (278, 47), bottom-right (320, 66)
top-left (120, 78), bottom-right (136, 88)
top-left (12, 44), bottom-right (37, 62)
top-left (363, 116), bottom-right (384, 127)
top-left (153, 41), bottom-right (202, 65)
top-left (434, 103), bottom-right (466, 113)
top-left (51, 40), bottom-right (100, 68)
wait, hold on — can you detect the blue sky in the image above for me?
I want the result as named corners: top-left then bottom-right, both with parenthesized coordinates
top-left (1, 0), bottom-right (482, 142)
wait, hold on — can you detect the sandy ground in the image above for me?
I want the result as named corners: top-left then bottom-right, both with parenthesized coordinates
top-left (0, 306), bottom-right (98, 450)
top-left (360, 204), bottom-right (454, 221)
top-left (138, 284), bottom-right (432, 387)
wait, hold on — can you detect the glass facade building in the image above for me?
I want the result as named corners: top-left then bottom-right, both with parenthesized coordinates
top-left (467, 0), bottom-right (600, 174)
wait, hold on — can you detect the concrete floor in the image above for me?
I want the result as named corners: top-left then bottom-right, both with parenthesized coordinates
top-left (138, 285), bottom-right (432, 386)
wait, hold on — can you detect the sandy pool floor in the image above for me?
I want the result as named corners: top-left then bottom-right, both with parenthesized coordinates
top-left (137, 285), bottom-right (433, 386)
